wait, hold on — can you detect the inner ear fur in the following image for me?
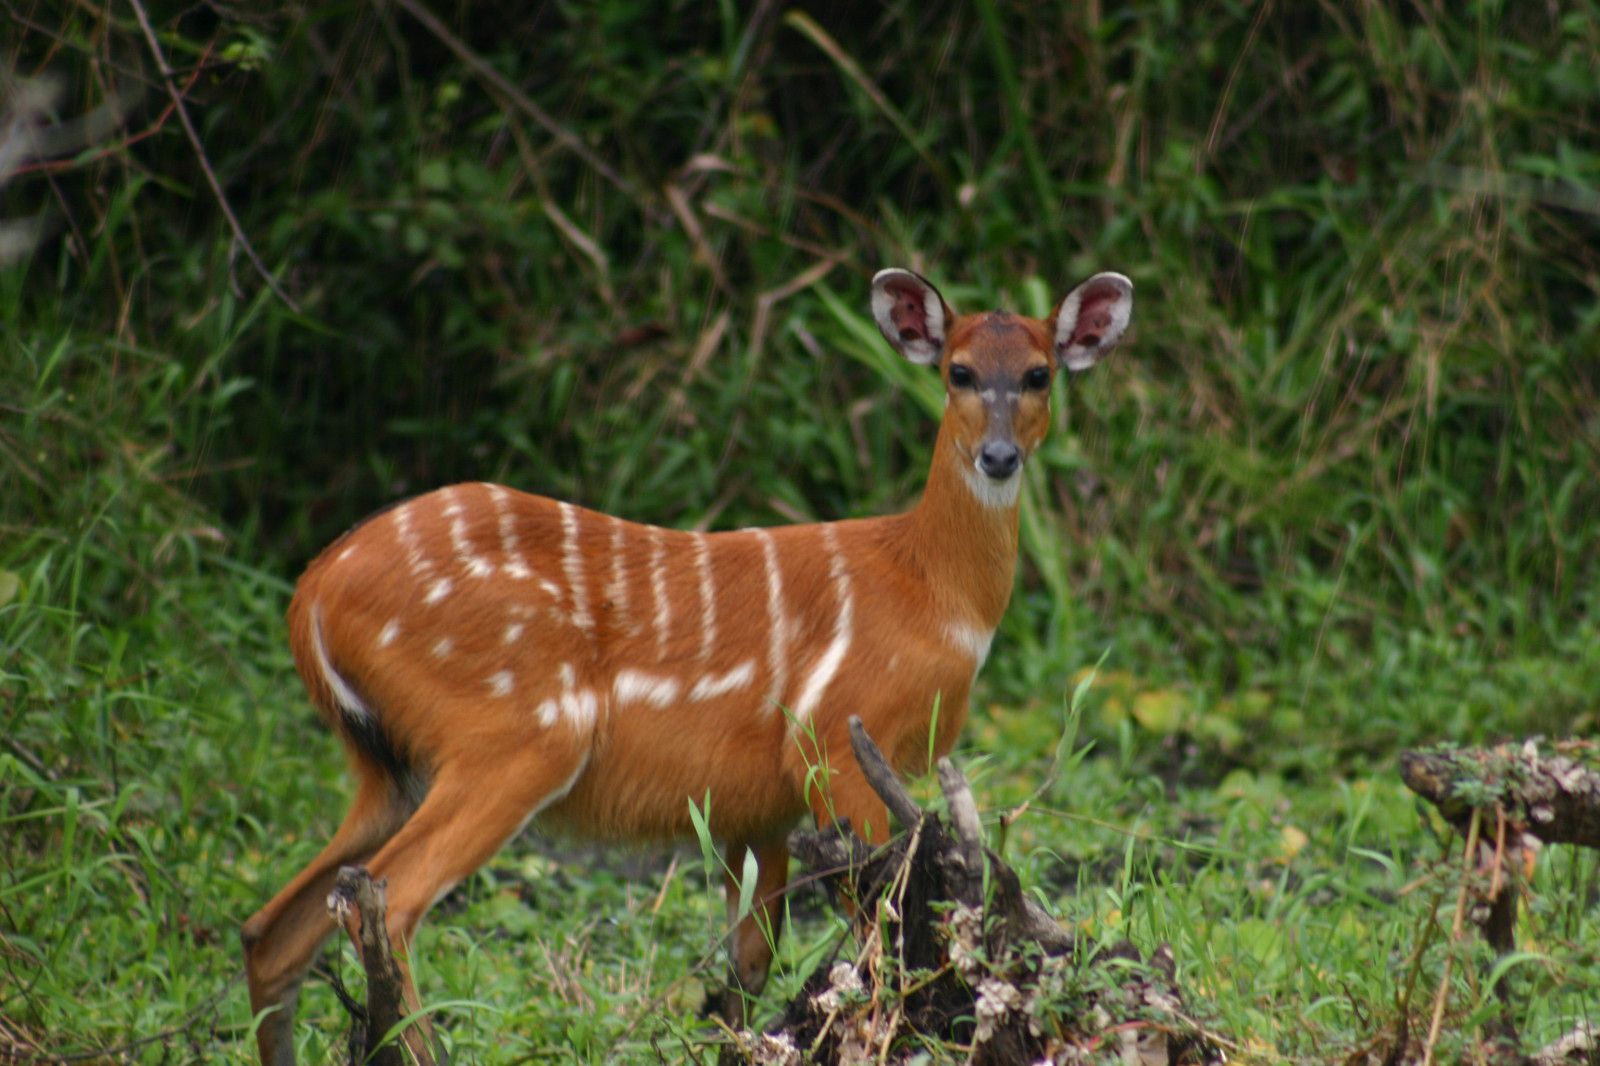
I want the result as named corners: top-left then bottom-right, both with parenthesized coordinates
top-left (871, 268), bottom-right (953, 366)
top-left (1052, 272), bottom-right (1133, 372)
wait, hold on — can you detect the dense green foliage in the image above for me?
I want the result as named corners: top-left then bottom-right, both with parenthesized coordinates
top-left (3, 2), bottom-right (1597, 1061)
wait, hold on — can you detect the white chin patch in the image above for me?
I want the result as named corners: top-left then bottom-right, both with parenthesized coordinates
top-left (962, 456), bottom-right (1022, 508)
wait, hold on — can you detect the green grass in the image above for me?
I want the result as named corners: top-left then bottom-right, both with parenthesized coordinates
top-left (4, 0), bottom-right (1599, 1062)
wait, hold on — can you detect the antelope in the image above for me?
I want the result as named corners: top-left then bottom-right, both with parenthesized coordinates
top-left (240, 267), bottom-right (1133, 1064)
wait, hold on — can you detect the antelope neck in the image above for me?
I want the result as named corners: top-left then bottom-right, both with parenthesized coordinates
top-left (899, 418), bottom-right (1022, 628)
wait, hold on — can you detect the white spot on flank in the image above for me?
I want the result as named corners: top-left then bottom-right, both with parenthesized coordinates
top-left (690, 660), bottom-right (756, 701)
top-left (945, 621), bottom-right (995, 669)
top-left (755, 529), bottom-right (790, 711)
top-left (377, 618), bottom-right (400, 649)
top-left (537, 662), bottom-right (599, 732)
top-left (561, 688), bottom-right (598, 729)
top-left (425, 576), bottom-right (454, 605)
top-left (559, 503), bottom-right (594, 631)
top-left (502, 622), bottom-right (525, 644)
top-left (694, 534), bottom-right (716, 662)
top-left (393, 501), bottom-right (433, 577)
top-left (487, 670), bottom-right (514, 697)
top-left (613, 669), bottom-right (680, 708)
top-left (337, 544), bottom-right (358, 562)
top-left (961, 457), bottom-right (1023, 509)
top-left (793, 525), bottom-right (853, 723)
top-left (431, 636), bottom-right (454, 658)
top-left (308, 605), bottom-right (369, 724)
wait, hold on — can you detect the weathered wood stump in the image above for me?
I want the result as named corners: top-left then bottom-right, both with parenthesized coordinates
top-left (1401, 740), bottom-right (1600, 850)
top-left (1401, 740), bottom-right (1600, 1066)
top-left (326, 866), bottom-right (446, 1066)
top-left (739, 716), bottom-right (1221, 1065)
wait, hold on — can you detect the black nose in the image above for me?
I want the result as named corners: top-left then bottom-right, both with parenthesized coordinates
top-left (978, 441), bottom-right (1020, 479)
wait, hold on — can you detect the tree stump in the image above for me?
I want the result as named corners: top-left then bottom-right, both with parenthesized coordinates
top-left (743, 716), bottom-right (1222, 1065)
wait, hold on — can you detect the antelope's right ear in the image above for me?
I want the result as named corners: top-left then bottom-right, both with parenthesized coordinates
top-left (871, 269), bottom-right (952, 366)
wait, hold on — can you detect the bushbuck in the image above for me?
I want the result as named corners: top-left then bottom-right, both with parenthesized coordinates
top-left (241, 267), bottom-right (1133, 1063)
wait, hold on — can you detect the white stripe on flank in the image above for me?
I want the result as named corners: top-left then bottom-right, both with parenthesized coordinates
top-left (309, 605), bottom-right (369, 724)
top-left (613, 669), bottom-right (681, 708)
top-left (945, 620), bottom-right (995, 669)
top-left (560, 503), bottom-right (594, 631)
top-left (694, 534), bottom-right (716, 662)
top-left (605, 516), bottom-right (632, 633)
top-left (689, 660), bottom-right (756, 701)
top-left (488, 484), bottom-right (538, 582)
top-left (754, 529), bottom-right (790, 711)
top-left (793, 525), bottom-right (853, 723)
top-left (650, 527), bottom-right (670, 658)
top-left (393, 501), bottom-right (433, 577)
top-left (442, 487), bottom-right (495, 579)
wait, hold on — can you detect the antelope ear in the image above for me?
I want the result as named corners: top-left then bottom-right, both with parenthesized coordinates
top-left (1052, 272), bottom-right (1133, 371)
top-left (871, 268), bottom-right (952, 366)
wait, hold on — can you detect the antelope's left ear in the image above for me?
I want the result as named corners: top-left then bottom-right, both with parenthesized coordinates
top-left (1052, 272), bottom-right (1134, 371)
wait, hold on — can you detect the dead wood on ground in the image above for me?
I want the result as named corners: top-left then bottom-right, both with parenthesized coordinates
top-left (744, 716), bottom-right (1223, 1065)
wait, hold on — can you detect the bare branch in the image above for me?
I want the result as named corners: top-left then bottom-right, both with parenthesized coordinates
top-left (126, 0), bottom-right (299, 312)
top-left (389, 0), bottom-right (640, 202)
top-left (847, 716), bottom-right (923, 831)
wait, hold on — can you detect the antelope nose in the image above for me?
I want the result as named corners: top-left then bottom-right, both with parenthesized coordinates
top-left (978, 441), bottom-right (1020, 479)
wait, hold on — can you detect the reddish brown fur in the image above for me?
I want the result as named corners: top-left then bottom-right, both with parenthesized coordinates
top-left (241, 270), bottom-right (1131, 1065)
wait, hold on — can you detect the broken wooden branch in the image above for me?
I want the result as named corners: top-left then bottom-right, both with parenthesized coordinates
top-left (327, 866), bottom-right (443, 1066)
top-left (1400, 740), bottom-right (1600, 849)
top-left (846, 715), bottom-right (926, 831)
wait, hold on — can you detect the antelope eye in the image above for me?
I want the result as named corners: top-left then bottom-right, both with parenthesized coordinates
top-left (1023, 366), bottom-right (1050, 391)
top-left (948, 364), bottom-right (975, 388)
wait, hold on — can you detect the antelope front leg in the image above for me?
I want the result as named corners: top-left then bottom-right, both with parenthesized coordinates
top-left (718, 837), bottom-right (791, 1027)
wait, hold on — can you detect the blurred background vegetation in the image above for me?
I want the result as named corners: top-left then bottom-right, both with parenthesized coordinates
top-left (3, 1), bottom-right (1598, 1060)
